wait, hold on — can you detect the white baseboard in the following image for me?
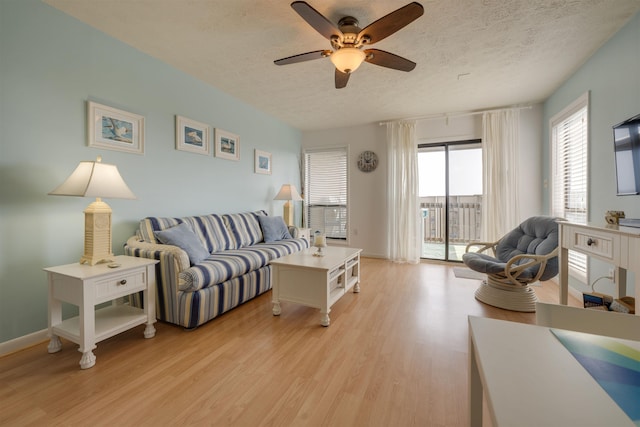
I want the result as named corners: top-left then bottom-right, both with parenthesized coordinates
top-left (361, 252), bottom-right (387, 259)
top-left (0, 329), bottom-right (48, 357)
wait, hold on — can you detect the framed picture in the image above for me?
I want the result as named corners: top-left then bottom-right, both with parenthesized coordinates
top-left (214, 128), bottom-right (240, 161)
top-left (175, 115), bottom-right (211, 155)
top-left (255, 149), bottom-right (272, 175)
top-left (87, 101), bottom-right (144, 154)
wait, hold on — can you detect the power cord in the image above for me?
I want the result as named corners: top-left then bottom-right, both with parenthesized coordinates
top-left (590, 274), bottom-right (614, 293)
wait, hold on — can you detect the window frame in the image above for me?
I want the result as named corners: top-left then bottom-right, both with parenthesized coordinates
top-left (303, 145), bottom-right (350, 245)
top-left (550, 91), bottom-right (590, 282)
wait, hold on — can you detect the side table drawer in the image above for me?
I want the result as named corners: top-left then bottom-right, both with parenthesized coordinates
top-left (95, 270), bottom-right (146, 303)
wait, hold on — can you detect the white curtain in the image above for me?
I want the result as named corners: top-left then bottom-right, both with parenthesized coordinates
top-left (387, 120), bottom-right (421, 263)
top-left (481, 109), bottom-right (520, 242)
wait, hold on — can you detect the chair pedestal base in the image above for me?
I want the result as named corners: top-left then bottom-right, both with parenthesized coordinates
top-left (474, 278), bottom-right (538, 312)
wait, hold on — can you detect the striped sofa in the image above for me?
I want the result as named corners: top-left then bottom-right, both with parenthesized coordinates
top-left (124, 211), bottom-right (308, 329)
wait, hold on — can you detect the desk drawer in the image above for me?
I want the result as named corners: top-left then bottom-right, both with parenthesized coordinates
top-left (95, 271), bottom-right (146, 301)
top-left (570, 229), bottom-right (618, 262)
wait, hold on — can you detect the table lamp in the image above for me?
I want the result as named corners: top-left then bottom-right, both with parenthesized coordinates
top-left (273, 184), bottom-right (303, 227)
top-left (49, 156), bottom-right (136, 265)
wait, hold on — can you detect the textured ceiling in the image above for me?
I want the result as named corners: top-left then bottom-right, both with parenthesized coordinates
top-left (44, 0), bottom-right (640, 131)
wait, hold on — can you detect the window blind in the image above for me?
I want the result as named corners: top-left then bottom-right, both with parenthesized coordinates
top-left (304, 148), bottom-right (348, 240)
top-left (551, 96), bottom-right (588, 276)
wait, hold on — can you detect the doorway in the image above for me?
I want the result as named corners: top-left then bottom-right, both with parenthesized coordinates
top-left (418, 140), bottom-right (483, 261)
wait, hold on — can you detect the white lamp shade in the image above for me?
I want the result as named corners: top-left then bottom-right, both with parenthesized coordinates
top-left (273, 184), bottom-right (303, 201)
top-left (49, 159), bottom-right (136, 199)
top-left (330, 48), bottom-right (366, 73)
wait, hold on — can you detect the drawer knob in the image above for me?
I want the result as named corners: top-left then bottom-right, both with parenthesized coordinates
top-left (587, 238), bottom-right (596, 246)
top-left (119, 279), bottom-right (127, 285)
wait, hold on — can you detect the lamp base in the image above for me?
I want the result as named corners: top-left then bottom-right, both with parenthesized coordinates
top-left (80, 199), bottom-right (115, 266)
top-left (283, 201), bottom-right (295, 227)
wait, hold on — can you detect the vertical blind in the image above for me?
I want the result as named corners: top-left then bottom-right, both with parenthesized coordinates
top-left (304, 148), bottom-right (348, 239)
top-left (552, 99), bottom-right (588, 276)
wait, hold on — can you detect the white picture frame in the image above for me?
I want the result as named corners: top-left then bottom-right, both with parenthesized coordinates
top-left (87, 101), bottom-right (144, 155)
top-left (175, 115), bottom-right (211, 156)
top-left (214, 128), bottom-right (240, 161)
top-left (255, 149), bottom-right (272, 175)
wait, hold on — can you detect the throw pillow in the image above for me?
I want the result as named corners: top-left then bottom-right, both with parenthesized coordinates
top-left (155, 223), bottom-right (210, 265)
top-left (258, 215), bottom-right (292, 243)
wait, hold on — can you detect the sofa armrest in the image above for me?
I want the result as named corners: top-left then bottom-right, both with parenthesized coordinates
top-left (124, 235), bottom-right (191, 272)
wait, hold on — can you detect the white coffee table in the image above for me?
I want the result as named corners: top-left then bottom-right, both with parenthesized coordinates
top-left (271, 246), bottom-right (362, 326)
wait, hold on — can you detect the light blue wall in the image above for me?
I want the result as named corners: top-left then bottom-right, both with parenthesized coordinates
top-left (0, 0), bottom-right (302, 344)
top-left (542, 12), bottom-right (640, 293)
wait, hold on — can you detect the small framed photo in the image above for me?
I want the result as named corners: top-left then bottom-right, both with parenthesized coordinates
top-left (175, 115), bottom-right (211, 155)
top-left (214, 128), bottom-right (240, 161)
top-left (255, 150), bottom-right (272, 175)
top-left (87, 101), bottom-right (144, 154)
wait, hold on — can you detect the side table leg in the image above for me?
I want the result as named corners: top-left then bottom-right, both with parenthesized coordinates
top-left (48, 336), bottom-right (62, 353)
top-left (320, 311), bottom-right (330, 327)
top-left (79, 350), bottom-right (96, 369)
top-left (144, 323), bottom-right (156, 338)
top-left (272, 301), bottom-right (281, 316)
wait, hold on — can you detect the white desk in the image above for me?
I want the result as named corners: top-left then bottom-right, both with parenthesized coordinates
top-left (557, 221), bottom-right (640, 315)
top-left (468, 316), bottom-right (637, 426)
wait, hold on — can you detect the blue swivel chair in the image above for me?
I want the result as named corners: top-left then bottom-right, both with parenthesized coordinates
top-left (462, 216), bottom-right (560, 312)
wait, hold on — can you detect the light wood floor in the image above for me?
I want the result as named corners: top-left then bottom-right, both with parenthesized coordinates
top-left (0, 258), bottom-right (580, 426)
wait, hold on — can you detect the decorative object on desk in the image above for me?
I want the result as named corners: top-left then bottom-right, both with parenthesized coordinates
top-left (175, 115), bottom-right (211, 156)
top-left (618, 217), bottom-right (640, 228)
top-left (49, 156), bottom-right (136, 265)
top-left (254, 149), bottom-right (272, 174)
top-left (214, 128), bottom-right (240, 160)
top-left (357, 150), bottom-right (378, 172)
top-left (87, 101), bottom-right (144, 154)
top-left (605, 210), bottom-right (625, 224)
top-left (313, 231), bottom-right (327, 257)
top-left (273, 184), bottom-right (303, 227)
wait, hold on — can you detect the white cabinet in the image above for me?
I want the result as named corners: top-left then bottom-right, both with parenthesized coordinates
top-left (295, 227), bottom-right (311, 245)
top-left (44, 255), bottom-right (158, 369)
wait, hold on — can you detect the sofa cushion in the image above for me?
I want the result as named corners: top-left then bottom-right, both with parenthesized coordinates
top-left (138, 214), bottom-right (233, 253)
top-left (155, 223), bottom-right (210, 266)
top-left (258, 215), bottom-right (292, 242)
top-left (179, 238), bottom-right (308, 292)
top-left (183, 214), bottom-right (234, 252)
top-left (223, 211), bottom-right (266, 249)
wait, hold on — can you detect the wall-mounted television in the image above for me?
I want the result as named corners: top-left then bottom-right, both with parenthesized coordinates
top-left (613, 113), bottom-right (640, 196)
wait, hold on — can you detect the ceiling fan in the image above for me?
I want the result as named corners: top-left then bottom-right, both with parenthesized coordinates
top-left (274, 1), bottom-right (424, 89)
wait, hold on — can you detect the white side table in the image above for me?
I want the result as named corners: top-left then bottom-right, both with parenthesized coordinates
top-left (295, 227), bottom-right (311, 245)
top-left (44, 255), bottom-right (158, 369)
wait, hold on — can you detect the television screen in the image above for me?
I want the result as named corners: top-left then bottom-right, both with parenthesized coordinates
top-left (613, 113), bottom-right (640, 195)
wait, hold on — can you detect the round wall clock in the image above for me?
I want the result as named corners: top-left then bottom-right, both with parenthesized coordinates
top-left (357, 150), bottom-right (378, 172)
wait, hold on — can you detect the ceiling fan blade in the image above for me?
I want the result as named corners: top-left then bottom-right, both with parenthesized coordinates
top-left (364, 49), bottom-right (416, 71)
top-left (358, 2), bottom-right (424, 44)
top-left (274, 50), bottom-right (330, 66)
top-left (335, 69), bottom-right (350, 89)
top-left (291, 1), bottom-right (342, 41)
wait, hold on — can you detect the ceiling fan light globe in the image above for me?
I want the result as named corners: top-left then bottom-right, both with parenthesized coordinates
top-left (330, 48), bottom-right (365, 74)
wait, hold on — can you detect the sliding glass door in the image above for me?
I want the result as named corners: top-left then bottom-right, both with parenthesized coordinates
top-left (418, 140), bottom-right (483, 261)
